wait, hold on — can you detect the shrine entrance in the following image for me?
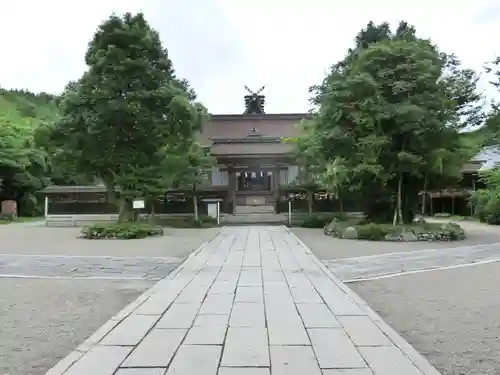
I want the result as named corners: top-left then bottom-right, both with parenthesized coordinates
top-left (237, 170), bottom-right (272, 191)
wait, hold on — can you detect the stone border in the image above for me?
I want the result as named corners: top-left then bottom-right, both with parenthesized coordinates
top-left (44, 232), bottom-right (221, 375)
top-left (286, 226), bottom-right (442, 375)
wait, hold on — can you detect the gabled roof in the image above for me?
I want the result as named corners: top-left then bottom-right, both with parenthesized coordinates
top-left (199, 113), bottom-right (309, 146)
top-left (472, 146), bottom-right (500, 171)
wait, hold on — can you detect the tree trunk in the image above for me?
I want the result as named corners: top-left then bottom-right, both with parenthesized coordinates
top-left (193, 195), bottom-right (198, 221)
top-left (307, 190), bottom-right (313, 217)
top-left (393, 172), bottom-right (404, 226)
top-left (148, 200), bottom-right (156, 223)
top-left (338, 196), bottom-right (344, 215)
top-left (192, 181), bottom-right (198, 221)
top-left (422, 174), bottom-right (428, 215)
top-left (118, 198), bottom-right (132, 223)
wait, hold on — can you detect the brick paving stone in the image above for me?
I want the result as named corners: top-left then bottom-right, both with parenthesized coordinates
top-left (267, 323), bottom-right (311, 345)
top-left (210, 280), bottom-right (238, 294)
top-left (308, 328), bottom-right (367, 369)
top-left (156, 302), bottom-right (200, 328)
top-left (64, 346), bottom-right (132, 375)
top-left (229, 302), bottom-right (266, 327)
top-left (193, 313), bottom-right (230, 326)
top-left (199, 294), bottom-right (234, 314)
top-left (175, 285), bottom-right (210, 303)
top-left (270, 346), bottom-right (322, 375)
top-left (321, 370), bottom-right (374, 375)
top-left (218, 368), bottom-right (270, 375)
top-left (358, 346), bottom-right (424, 375)
top-left (221, 327), bottom-right (269, 367)
top-left (166, 345), bottom-right (222, 375)
top-left (337, 316), bottom-right (393, 347)
top-left (235, 286), bottom-right (264, 303)
top-left (115, 369), bottom-right (166, 375)
top-left (133, 292), bottom-right (178, 315)
top-left (289, 286), bottom-right (323, 304)
top-left (238, 268), bottom-right (262, 287)
top-left (99, 314), bottom-right (160, 346)
top-left (184, 325), bottom-right (227, 345)
top-left (121, 329), bottom-right (186, 367)
top-left (296, 303), bottom-right (341, 328)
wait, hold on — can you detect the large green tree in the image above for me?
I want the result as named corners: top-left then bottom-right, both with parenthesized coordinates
top-left (49, 12), bottom-right (206, 222)
top-left (0, 89), bottom-right (59, 216)
top-left (305, 21), bottom-right (483, 223)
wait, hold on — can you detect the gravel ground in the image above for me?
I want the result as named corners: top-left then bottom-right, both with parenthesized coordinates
top-left (0, 278), bottom-right (153, 375)
top-left (350, 263), bottom-right (500, 375)
top-left (0, 224), bottom-right (220, 257)
top-left (0, 225), bottom-right (220, 375)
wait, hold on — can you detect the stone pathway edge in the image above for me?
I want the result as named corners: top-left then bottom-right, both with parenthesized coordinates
top-left (44, 233), bottom-right (220, 375)
top-left (285, 227), bottom-right (442, 375)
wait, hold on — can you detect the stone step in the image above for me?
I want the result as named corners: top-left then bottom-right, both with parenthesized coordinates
top-left (234, 205), bottom-right (275, 215)
top-left (221, 213), bottom-right (288, 225)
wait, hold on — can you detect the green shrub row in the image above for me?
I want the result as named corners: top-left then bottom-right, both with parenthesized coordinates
top-left (81, 223), bottom-right (164, 239)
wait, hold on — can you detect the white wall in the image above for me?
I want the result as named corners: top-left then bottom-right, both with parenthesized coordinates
top-left (211, 166), bottom-right (228, 186)
top-left (280, 169), bottom-right (288, 185)
top-left (287, 165), bottom-right (299, 184)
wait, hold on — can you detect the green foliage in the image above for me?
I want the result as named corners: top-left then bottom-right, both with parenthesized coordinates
top-left (471, 168), bottom-right (500, 224)
top-left (299, 214), bottom-right (347, 228)
top-left (0, 88), bottom-right (60, 215)
top-left (301, 21), bottom-right (483, 224)
top-left (47, 12), bottom-right (206, 222)
top-left (325, 220), bottom-right (465, 241)
top-left (355, 223), bottom-right (387, 241)
top-left (81, 222), bottom-right (163, 239)
top-left (299, 216), bottom-right (332, 228)
top-left (154, 215), bottom-right (218, 228)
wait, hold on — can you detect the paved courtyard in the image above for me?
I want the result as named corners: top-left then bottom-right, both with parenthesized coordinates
top-left (48, 226), bottom-right (439, 375)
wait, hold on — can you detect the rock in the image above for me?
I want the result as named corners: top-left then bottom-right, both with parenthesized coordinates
top-left (402, 231), bottom-right (418, 242)
top-left (440, 222), bottom-right (466, 240)
top-left (385, 233), bottom-right (402, 241)
top-left (342, 226), bottom-right (358, 239)
top-left (412, 215), bottom-right (426, 224)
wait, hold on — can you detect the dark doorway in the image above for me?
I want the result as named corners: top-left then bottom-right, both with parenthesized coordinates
top-left (237, 171), bottom-right (271, 191)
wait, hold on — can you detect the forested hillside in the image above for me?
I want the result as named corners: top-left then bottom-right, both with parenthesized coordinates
top-left (0, 88), bottom-right (89, 216)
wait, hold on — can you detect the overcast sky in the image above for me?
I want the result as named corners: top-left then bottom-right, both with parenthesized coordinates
top-left (1, 0), bottom-right (499, 114)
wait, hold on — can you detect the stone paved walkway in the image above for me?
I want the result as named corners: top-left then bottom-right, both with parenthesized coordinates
top-left (325, 242), bottom-right (500, 282)
top-left (0, 254), bottom-right (183, 280)
top-left (46, 226), bottom-right (441, 375)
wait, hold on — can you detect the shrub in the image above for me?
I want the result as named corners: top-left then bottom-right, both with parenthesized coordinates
top-left (300, 216), bottom-right (332, 228)
top-left (356, 223), bottom-right (388, 241)
top-left (156, 215), bottom-right (218, 228)
top-left (81, 222), bottom-right (163, 239)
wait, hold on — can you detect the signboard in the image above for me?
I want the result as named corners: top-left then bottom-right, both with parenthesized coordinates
top-left (132, 199), bottom-right (145, 209)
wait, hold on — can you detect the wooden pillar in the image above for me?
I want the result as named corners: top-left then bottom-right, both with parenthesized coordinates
top-left (227, 167), bottom-right (236, 214)
top-left (273, 165), bottom-right (280, 213)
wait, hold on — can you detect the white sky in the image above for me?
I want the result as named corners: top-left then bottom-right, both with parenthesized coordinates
top-left (0, 0), bottom-right (499, 114)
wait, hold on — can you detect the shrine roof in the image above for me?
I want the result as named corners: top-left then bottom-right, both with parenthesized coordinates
top-left (199, 113), bottom-right (309, 146)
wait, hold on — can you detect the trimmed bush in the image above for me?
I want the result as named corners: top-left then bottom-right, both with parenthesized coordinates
top-left (299, 216), bottom-right (332, 228)
top-left (81, 223), bottom-right (164, 239)
top-left (299, 214), bottom-right (348, 228)
top-left (356, 223), bottom-right (387, 241)
top-left (325, 220), bottom-right (466, 242)
top-left (155, 215), bottom-right (218, 228)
